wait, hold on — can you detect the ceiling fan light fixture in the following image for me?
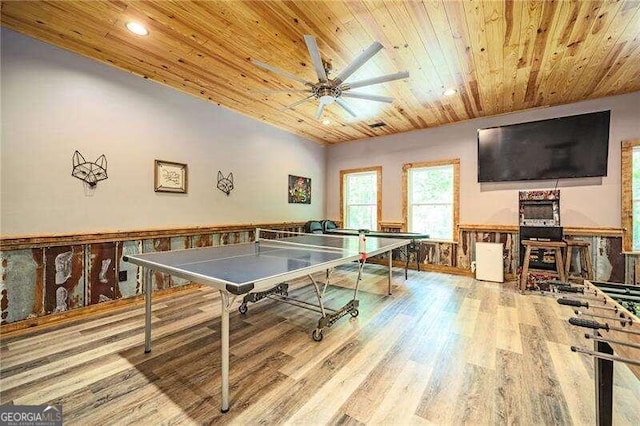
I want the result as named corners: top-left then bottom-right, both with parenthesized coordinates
top-left (319, 95), bottom-right (335, 105)
top-left (125, 22), bottom-right (149, 36)
top-left (322, 119), bottom-right (331, 125)
top-left (443, 88), bottom-right (457, 96)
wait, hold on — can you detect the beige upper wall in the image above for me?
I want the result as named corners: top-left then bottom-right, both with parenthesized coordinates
top-left (0, 29), bottom-right (325, 237)
top-left (326, 91), bottom-right (640, 229)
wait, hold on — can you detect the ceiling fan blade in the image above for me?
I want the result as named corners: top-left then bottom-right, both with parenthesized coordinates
top-left (341, 92), bottom-right (394, 103)
top-left (279, 95), bottom-right (315, 112)
top-left (342, 71), bottom-right (410, 90)
top-left (315, 103), bottom-right (327, 120)
top-left (251, 88), bottom-right (313, 94)
top-left (251, 59), bottom-right (314, 86)
top-left (335, 98), bottom-right (357, 117)
top-left (334, 41), bottom-right (383, 84)
top-left (304, 35), bottom-right (328, 83)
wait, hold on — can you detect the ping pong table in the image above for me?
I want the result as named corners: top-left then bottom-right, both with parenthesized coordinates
top-left (123, 229), bottom-right (409, 412)
top-left (325, 228), bottom-right (429, 279)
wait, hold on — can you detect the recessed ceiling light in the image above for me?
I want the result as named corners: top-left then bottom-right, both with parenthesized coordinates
top-left (443, 88), bottom-right (457, 96)
top-left (322, 119), bottom-right (331, 125)
top-left (125, 22), bottom-right (149, 36)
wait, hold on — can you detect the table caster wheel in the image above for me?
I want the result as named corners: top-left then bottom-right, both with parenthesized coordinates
top-left (238, 303), bottom-right (248, 314)
top-left (350, 309), bottom-right (359, 318)
top-left (312, 329), bottom-right (323, 342)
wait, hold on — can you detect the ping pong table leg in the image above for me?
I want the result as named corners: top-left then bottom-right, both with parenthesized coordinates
top-left (144, 268), bottom-right (152, 354)
top-left (219, 291), bottom-right (230, 413)
top-left (388, 249), bottom-right (393, 295)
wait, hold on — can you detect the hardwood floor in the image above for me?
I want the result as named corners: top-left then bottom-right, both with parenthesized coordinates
top-left (1, 265), bottom-right (639, 425)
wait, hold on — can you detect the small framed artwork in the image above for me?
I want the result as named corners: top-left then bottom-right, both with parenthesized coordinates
top-left (154, 160), bottom-right (188, 193)
top-left (288, 174), bottom-right (311, 204)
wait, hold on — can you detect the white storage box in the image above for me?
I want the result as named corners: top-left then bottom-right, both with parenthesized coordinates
top-left (475, 242), bottom-right (504, 283)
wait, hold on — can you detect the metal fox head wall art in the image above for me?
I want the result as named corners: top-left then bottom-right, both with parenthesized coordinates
top-left (71, 151), bottom-right (108, 187)
top-left (217, 171), bottom-right (234, 196)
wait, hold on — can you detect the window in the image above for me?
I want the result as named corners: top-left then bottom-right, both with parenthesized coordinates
top-left (403, 159), bottom-right (459, 240)
top-left (340, 166), bottom-right (382, 230)
top-left (621, 139), bottom-right (640, 251)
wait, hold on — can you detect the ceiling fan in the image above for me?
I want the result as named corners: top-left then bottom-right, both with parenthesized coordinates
top-left (251, 35), bottom-right (409, 120)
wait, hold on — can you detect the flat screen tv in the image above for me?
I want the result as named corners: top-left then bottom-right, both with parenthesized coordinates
top-left (477, 110), bottom-right (610, 183)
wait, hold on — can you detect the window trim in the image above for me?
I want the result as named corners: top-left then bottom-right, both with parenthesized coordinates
top-left (621, 139), bottom-right (640, 252)
top-left (340, 166), bottom-right (382, 231)
top-left (402, 159), bottom-right (460, 241)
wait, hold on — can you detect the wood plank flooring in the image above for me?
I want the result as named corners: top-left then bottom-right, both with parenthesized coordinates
top-left (1, 265), bottom-right (639, 425)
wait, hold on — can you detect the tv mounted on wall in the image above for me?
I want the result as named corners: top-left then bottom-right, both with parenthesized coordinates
top-left (477, 110), bottom-right (610, 183)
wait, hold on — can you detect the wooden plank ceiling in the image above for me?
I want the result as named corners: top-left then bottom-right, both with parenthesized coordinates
top-left (2, 1), bottom-right (639, 144)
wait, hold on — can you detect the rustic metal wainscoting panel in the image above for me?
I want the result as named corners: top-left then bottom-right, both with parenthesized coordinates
top-left (191, 234), bottom-right (213, 248)
top-left (171, 236), bottom-right (191, 251)
top-left (143, 238), bottom-right (173, 291)
top-left (439, 243), bottom-right (455, 266)
top-left (626, 256), bottom-right (636, 285)
top-left (87, 242), bottom-right (120, 305)
top-left (118, 240), bottom-right (141, 298)
top-left (594, 236), bottom-right (624, 282)
top-left (0, 223), bottom-right (308, 325)
top-left (230, 232), bottom-right (241, 244)
top-left (0, 249), bottom-right (43, 324)
top-left (219, 231), bottom-right (248, 245)
top-left (626, 254), bottom-right (640, 285)
top-left (502, 233), bottom-right (517, 275)
top-left (44, 245), bottom-right (85, 314)
top-left (418, 242), bottom-right (456, 267)
top-left (457, 233), bottom-right (472, 271)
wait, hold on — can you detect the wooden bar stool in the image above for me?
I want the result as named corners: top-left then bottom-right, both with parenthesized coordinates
top-left (520, 240), bottom-right (567, 292)
top-left (564, 239), bottom-right (593, 281)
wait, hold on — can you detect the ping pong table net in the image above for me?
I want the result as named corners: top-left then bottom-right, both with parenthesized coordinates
top-left (256, 228), bottom-right (368, 258)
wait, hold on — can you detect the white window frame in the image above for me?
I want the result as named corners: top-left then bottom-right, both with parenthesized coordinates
top-left (402, 159), bottom-right (459, 241)
top-left (340, 166), bottom-right (382, 231)
top-left (622, 139), bottom-right (640, 252)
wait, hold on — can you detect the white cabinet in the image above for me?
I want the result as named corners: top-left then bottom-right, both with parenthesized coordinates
top-left (475, 242), bottom-right (504, 283)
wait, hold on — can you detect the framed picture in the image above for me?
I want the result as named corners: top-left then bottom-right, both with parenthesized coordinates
top-left (154, 160), bottom-right (188, 193)
top-left (288, 174), bottom-right (311, 204)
